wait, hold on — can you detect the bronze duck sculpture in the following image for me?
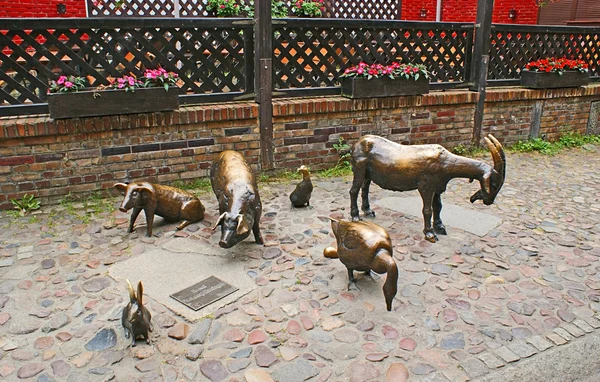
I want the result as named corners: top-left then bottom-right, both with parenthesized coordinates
top-left (323, 218), bottom-right (398, 311)
top-left (290, 165), bottom-right (313, 208)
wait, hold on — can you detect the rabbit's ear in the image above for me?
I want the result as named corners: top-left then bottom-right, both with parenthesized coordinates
top-left (137, 281), bottom-right (144, 305)
top-left (126, 279), bottom-right (136, 303)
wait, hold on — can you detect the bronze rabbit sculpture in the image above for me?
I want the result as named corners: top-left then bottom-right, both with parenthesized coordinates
top-left (122, 280), bottom-right (153, 346)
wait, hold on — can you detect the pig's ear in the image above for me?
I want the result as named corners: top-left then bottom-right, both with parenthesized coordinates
top-left (212, 213), bottom-right (226, 230)
top-left (236, 215), bottom-right (250, 236)
top-left (137, 185), bottom-right (154, 195)
top-left (114, 183), bottom-right (128, 195)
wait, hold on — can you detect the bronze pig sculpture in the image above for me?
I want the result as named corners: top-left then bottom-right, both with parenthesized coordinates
top-left (122, 279), bottom-right (153, 347)
top-left (324, 218), bottom-right (398, 311)
top-left (210, 150), bottom-right (264, 248)
top-left (114, 182), bottom-right (205, 237)
top-left (290, 165), bottom-right (313, 208)
top-left (349, 134), bottom-right (505, 242)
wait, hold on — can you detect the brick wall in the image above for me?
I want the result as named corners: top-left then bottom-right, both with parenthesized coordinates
top-left (402, 0), bottom-right (539, 24)
top-left (0, 0), bottom-right (86, 18)
top-left (1, 85), bottom-right (599, 209)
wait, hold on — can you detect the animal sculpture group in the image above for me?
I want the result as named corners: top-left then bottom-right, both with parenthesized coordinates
top-left (115, 135), bottom-right (505, 345)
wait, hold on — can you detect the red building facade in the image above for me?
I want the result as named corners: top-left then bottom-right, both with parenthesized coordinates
top-left (2, 0), bottom-right (542, 23)
top-left (402, 0), bottom-right (540, 24)
top-left (0, 0), bottom-right (86, 18)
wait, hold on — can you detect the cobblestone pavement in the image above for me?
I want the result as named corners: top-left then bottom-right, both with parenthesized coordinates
top-left (1, 147), bottom-right (600, 382)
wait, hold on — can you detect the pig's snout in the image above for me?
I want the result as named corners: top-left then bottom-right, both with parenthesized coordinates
top-left (219, 240), bottom-right (232, 249)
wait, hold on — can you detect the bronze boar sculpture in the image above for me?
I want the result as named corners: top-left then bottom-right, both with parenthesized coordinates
top-left (290, 165), bottom-right (313, 208)
top-left (349, 134), bottom-right (505, 243)
top-left (114, 182), bottom-right (205, 237)
top-left (324, 218), bottom-right (398, 311)
top-left (211, 150), bottom-right (264, 248)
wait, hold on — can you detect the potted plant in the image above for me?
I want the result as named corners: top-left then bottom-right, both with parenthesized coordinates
top-left (206, 0), bottom-right (241, 17)
top-left (292, 0), bottom-right (325, 17)
top-left (339, 61), bottom-right (430, 99)
top-left (521, 58), bottom-right (589, 89)
top-left (47, 68), bottom-right (180, 119)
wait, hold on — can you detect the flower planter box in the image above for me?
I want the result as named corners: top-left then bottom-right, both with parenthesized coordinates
top-left (47, 87), bottom-right (179, 119)
top-left (340, 76), bottom-right (430, 99)
top-left (520, 70), bottom-right (590, 89)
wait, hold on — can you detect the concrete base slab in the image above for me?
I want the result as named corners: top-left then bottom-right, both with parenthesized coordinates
top-left (376, 196), bottom-right (502, 237)
top-left (109, 239), bottom-right (257, 322)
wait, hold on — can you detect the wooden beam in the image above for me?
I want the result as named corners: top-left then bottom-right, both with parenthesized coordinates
top-left (255, 0), bottom-right (274, 170)
top-left (470, 0), bottom-right (494, 145)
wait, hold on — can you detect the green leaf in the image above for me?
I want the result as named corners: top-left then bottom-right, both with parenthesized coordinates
top-left (415, 73), bottom-right (419, 81)
top-left (164, 83), bottom-right (169, 91)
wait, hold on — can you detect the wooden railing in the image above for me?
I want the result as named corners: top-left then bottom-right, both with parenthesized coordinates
top-left (0, 17), bottom-right (599, 116)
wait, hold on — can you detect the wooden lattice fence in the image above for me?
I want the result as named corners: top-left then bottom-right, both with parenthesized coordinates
top-left (86, 0), bottom-right (402, 19)
top-left (489, 24), bottom-right (600, 84)
top-left (0, 18), bottom-right (254, 115)
top-left (272, 19), bottom-right (473, 96)
top-left (0, 16), bottom-right (598, 116)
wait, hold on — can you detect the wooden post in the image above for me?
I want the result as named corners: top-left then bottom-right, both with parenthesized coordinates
top-left (470, 0), bottom-right (494, 145)
top-left (255, 0), bottom-right (274, 171)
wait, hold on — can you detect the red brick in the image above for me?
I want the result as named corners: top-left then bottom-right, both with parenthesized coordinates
top-left (0, 155), bottom-right (35, 166)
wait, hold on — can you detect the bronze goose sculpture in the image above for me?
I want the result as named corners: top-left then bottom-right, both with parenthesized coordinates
top-left (324, 218), bottom-right (398, 311)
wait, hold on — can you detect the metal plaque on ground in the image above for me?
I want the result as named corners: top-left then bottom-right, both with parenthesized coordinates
top-left (170, 276), bottom-right (238, 311)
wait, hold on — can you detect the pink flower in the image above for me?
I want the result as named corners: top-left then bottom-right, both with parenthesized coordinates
top-left (128, 77), bottom-right (135, 85)
top-left (64, 81), bottom-right (73, 88)
top-left (220, 4), bottom-right (225, 8)
top-left (118, 83), bottom-right (124, 89)
top-left (57, 76), bottom-right (66, 85)
top-left (357, 68), bottom-right (364, 74)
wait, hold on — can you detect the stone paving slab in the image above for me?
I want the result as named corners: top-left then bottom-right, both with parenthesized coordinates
top-left (376, 195), bottom-right (503, 237)
top-left (0, 148), bottom-right (600, 381)
top-left (108, 244), bottom-right (257, 322)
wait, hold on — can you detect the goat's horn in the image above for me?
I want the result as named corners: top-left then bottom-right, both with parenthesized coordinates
top-left (488, 134), bottom-right (505, 177)
top-left (484, 136), bottom-right (502, 176)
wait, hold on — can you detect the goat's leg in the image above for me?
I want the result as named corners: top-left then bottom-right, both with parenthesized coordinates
top-left (432, 193), bottom-right (447, 235)
top-left (361, 178), bottom-right (376, 218)
top-left (418, 189), bottom-right (438, 243)
top-left (349, 162), bottom-right (367, 221)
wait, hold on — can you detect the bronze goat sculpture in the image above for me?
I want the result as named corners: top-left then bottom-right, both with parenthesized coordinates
top-left (349, 134), bottom-right (505, 242)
